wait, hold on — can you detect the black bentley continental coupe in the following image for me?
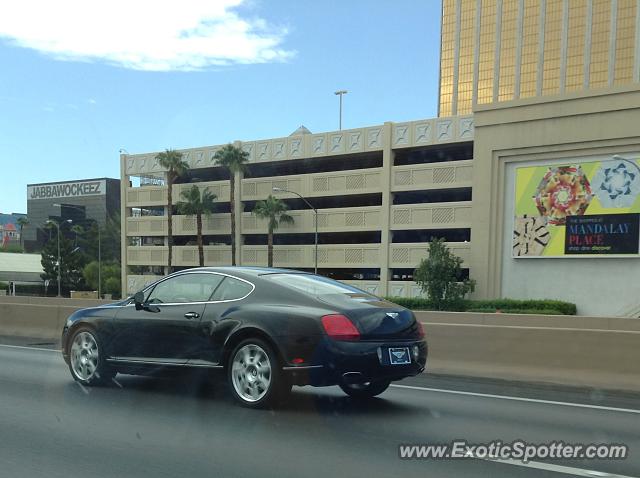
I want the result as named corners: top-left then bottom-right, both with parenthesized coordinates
top-left (61, 267), bottom-right (428, 408)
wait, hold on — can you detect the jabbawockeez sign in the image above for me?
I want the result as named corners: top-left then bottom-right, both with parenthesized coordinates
top-left (28, 180), bottom-right (106, 200)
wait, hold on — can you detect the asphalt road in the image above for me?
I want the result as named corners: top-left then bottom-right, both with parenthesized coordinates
top-left (0, 342), bottom-right (639, 478)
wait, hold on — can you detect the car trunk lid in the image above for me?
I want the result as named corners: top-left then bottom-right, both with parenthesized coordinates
top-left (317, 293), bottom-right (421, 340)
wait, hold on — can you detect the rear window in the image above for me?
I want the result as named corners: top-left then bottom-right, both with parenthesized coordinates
top-left (265, 273), bottom-right (371, 296)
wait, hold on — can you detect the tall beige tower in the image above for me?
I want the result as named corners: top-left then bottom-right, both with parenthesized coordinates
top-left (439, 0), bottom-right (640, 116)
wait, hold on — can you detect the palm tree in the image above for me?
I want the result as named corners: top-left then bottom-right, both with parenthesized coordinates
top-left (71, 224), bottom-right (84, 247)
top-left (176, 185), bottom-right (217, 266)
top-left (253, 195), bottom-right (294, 267)
top-left (156, 149), bottom-right (189, 273)
top-left (16, 216), bottom-right (29, 252)
top-left (213, 144), bottom-right (249, 266)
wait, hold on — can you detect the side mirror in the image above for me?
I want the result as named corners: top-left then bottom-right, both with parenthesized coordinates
top-left (133, 291), bottom-right (145, 310)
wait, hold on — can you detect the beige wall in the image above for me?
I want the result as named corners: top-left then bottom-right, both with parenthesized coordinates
top-left (471, 84), bottom-right (640, 315)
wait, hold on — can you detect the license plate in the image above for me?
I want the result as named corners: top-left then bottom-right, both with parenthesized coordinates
top-left (388, 347), bottom-right (411, 365)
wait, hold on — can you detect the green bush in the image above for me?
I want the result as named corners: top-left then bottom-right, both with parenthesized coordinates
top-left (470, 299), bottom-right (576, 316)
top-left (384, 296), bottom-right (576, 315)
top-left (467, 308), bottom-right (564, 315)
top-left (6, 283), bottom-right (57, 297)
top-left (414, 238), bottom-right (475, 310)
top-left (0, 245), bottom-right (24, 253)
top-left (384, 296), bottom-right (469, 312)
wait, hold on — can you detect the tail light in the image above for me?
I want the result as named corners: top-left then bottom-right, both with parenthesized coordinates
top-left (416, 321), bottom-right (425, 338)
top-left (321, 314), bottom-right (360, 341)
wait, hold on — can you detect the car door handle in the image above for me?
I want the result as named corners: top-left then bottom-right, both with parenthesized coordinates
top-left (184, 312), bottom-right (200, 319)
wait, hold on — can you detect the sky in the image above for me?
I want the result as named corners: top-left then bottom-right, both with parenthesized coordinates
top-left (0, 0), bottom-right (442, 214)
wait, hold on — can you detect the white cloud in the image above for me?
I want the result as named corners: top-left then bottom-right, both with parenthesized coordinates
top-left (88, 98), bottom-right (97, 105)
top-left (0, 0), bottom-right (294, 71)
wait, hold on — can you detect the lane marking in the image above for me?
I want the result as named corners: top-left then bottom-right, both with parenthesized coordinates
top-left (421, 322), bottom-right (640, 334)
top-left (76, 381), bottom-right (90, 395)
top-left (390, 384), bottom-right (640, 414)
top-left (0, 343), bottom-right (60, 353)
top-left (477, 455), bottom-right (638, 478)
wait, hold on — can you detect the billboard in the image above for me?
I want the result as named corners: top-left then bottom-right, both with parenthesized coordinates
top-left (27, 180), bottom-right (106, 200)
top-left (513, 155), bottom-right (640, 257)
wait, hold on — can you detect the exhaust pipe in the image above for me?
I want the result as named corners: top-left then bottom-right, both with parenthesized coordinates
top-left (342, 371), bottom-right (365, 384)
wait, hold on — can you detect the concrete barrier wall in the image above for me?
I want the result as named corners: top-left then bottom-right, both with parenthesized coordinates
top-left (1, 299), bottom-right (639, 392)
top-left (415, 311), bottom-right (640, 392)
top-left (0, 298), bottom-right (115, 341)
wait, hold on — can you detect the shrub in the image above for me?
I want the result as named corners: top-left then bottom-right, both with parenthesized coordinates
top-left (1, 245), bottom-right (24, 253)
top-left (383, 296), bottom-right (576, 315)
top-left (384, 296), bottom-right (469, 312)
top-left (413, 238), bottom-right (475, 310)
top-left (467, 308), bottom-right (564, 315)
top-left (470, 299), bottom-right (577, 316)
top-left (13, 283), bottom-right (57, 297)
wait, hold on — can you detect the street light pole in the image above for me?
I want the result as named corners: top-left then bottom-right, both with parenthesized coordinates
top-left (334, 90), bottom-right (348, 130)
top-left (46, 219), bottom-right (72, 297)
top-left (54, 203), bottom-right (102, 298)
top-left (98, 228), bottom-right (101, 298)
top-left (272, 187), bottom-right (318, 274)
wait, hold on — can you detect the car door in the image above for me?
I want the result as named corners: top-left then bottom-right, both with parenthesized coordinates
top-left (112, 272), bottom-right (224, 364)
top-left (187, 275), bottom-right (255, 366)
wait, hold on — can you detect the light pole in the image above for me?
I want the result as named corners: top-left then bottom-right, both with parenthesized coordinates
top-left (54, 203), bottom-right (102, 298)
top-left (45, 219), bottom-right (72, 297)
top-left (272, 187), bottom-right (318, 274)
top-left (334, 90), bottom-right (348, 130)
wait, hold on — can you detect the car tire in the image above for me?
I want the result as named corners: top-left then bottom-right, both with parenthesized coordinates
top-left (340, 380), bottom-right (391, 399)
top-left (67, 326), bottom-right (115, 386)
top-left (227, 338), bottom-right (291, 408)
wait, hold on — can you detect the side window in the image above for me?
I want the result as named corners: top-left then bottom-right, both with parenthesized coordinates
top-left (211, 276), bottom-right (253, 301)
top-left (146, 273), bottom-right (224, 304)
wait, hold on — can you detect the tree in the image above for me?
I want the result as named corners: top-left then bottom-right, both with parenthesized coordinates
top-left (176, 185), bottom-right (217, 266)
top-left (41, 232), bottom-right (87, 295)
top-left (83, 260), bottom-right (121, 298)
top-left (213, 144), bottom-right (249, 266)
top-left (71, 224), bottom-right (84, 247)
top-left (156, 149), bottom-right (189, 273)
top-left (252, 195), bottom-right (294, 267)
top-left (16, 216), bottom-right (29, 252)
top-left (414, 237), bottom-right (475, 310)
top-left (102, 211), bottom-right (122, 263)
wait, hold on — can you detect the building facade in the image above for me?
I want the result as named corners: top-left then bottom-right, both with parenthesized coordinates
top-left (25, 178), bottom-right (120, 251)
top-left (121, 118), bottom-right (475, 299)
top-left (0, 213), bottom-right (26, 248)
top-left (439, 0), bottom-right (640, 116)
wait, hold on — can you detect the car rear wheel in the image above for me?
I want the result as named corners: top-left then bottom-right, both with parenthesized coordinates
top-left (340, 379), bottom-right (390, 399)
top-left (228, 338), bottom-right (291, 408)
top-left (68, 326), bottom-right (114, 386)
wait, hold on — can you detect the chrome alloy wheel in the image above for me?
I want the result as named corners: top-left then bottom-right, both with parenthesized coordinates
top-left (70, 331), bottom-right (99, 381)
top-left (231, 344), bottom-right (272, 403)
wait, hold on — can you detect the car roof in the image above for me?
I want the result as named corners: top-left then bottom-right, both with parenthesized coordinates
top-left (174, 266), bottom-right (311, 279)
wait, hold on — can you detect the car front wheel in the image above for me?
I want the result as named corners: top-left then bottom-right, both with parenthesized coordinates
top-left (67, 326), bottom-right (114, 386)
top-left (227, 338), bottom-right (291, 408)
top-left (340, 380), bottom-right (391, 399)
